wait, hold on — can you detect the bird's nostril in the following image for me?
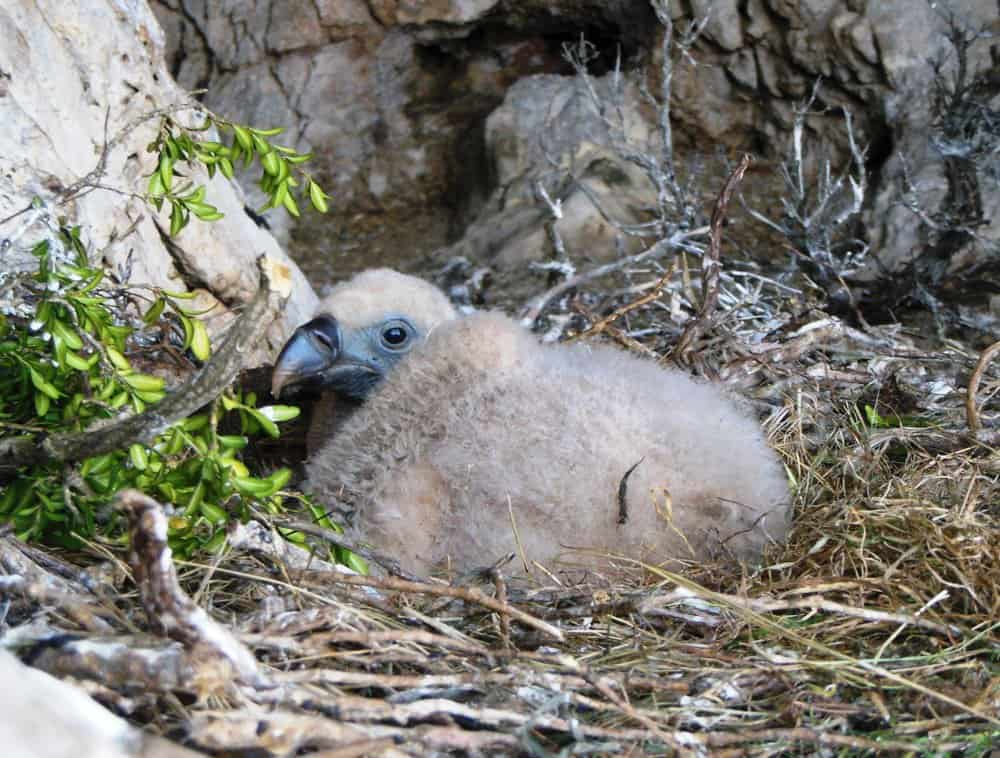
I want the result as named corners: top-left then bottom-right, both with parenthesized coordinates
top-left (303, 315), bottom-right (340, 354)
top-left (313, 329), bottom-right (335, 351)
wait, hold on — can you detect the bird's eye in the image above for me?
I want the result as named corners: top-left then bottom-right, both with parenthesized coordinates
top-left (379, 319), bottom-right (415, 351)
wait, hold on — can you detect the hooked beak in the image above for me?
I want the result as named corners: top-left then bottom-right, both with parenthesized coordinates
top-left (271, 314), bottom-right (384, 400)
top-left (271, 315), bottom-right (341, 398)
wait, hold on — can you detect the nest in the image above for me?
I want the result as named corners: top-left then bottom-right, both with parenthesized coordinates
top-left (4, 165), bottom-right (1000, 758)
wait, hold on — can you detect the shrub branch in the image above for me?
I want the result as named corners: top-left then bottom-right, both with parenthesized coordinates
top-left (0, 257), bottom-right (289, 480)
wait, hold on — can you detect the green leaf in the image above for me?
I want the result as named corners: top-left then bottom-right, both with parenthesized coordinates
top-left (199, 502), bottom-right (228, 525)
top-left (188, 202), bottom-right (224, 222)
top-left (281, 191), bottom-right (300, 218)
top-left (217, 435), bottom-right (248, 450)
top-left (233, 124), bottom-right (253, 153)
top-left (190, 319), bottom-right (211, 361)
top-left (255, 405), bottom-right (300, 423)
top-left (169, 200), bottom-right (188, 236)
top-left (158, 152), bottom-right (174, 192)
top-left (267, 467), bottom-right (292, 491)
top-left (34, 391), bottom-right (50, 417)
top-left (147, 170), bottom-right (165, 199)
top-left (261, 150), bottom-right (281, 176)
top-left (122, 373), bottom-right (166, 392)
top-left (63, 351), bottom-right (92, 372)
top-left (133, 388), bottom-right (166, 404)
top-left (219, 157), bottom-right (235, 180)
top-left (251, 134), bottom-right (271, 154)
top-left (129, 443), bottom-right (148, 471)
top-left (231, 475), bottom-right (276, 497)
top-left (28, 368), bottom-right (61, 399)
top-left (144, 297), bottom-right (166, 324)
top-left (106, 346), bottom-right (131, 371)
top-left (308, 180), bottom-right (330, 213)
top-left (251, 126), bottom-right (285, 137)
top-left (245, 407), bottom-right (279, 438)
top-left (342, 551), bottom-right (368, 574)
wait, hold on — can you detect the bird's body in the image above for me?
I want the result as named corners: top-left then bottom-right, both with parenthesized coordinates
top-left (274, 269), bottom-right (791, 576)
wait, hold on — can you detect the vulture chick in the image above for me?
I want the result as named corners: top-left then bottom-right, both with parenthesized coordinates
top-left (273, 269), bottom-right (791, 576)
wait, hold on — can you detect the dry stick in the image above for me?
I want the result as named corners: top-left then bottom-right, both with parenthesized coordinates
top-left (574, 259), bottom-right (679, 342)
top-left (640, 564), bottom-right (1000, 726)
top-left (313, 571), bottom-right (564, 642)
top-left (965, 338), bottom-right (1000, 435)
top-left (518, 225), bottom-right (709, 326)
top-left (701, 728), bottom-right (940, 753)
top-left (672, 153), bottom-right (751, 362)
top-left (644, 588), bottom-right (964, 639)
top-left (277, 519), bottom-right (421, 581)
top-left (118, 489), bottom-right (268, 687)
top-left (564, 661), bottom-right (685, 752)
top-left (0, 257), bottom-right (289, 479)
top-left (490, 568), bottom-right (512, 650)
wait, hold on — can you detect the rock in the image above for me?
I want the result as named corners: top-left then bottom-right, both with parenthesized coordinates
top-left (370, 0), bottom-right (501, 25)
top-left (433, 73), bottom-right (654, 273)
top-left (0, 0), bottom-right (318, 364)
top-left (862, 1), bottom-right (1000, 276)
top-left (690, 0), bottom-right (744, 52)
top-left (147, 0), bottom-right (999, 293)
top-left (0, 650), bottom-right (204, 758)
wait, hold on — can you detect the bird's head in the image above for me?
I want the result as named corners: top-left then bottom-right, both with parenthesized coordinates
top-left (271, 269), bottom-right (458, 400)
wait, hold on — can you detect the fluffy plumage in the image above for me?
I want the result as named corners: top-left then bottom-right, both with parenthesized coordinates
top-left (275, 269), bottom-right (792, 576)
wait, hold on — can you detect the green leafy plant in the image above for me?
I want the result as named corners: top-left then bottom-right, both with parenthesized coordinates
top-left (0, 230), bottom-right (302, 557)
top-left (146, 115), bottom-right (332, 236)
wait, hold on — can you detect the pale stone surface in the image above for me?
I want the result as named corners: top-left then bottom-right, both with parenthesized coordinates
top-left (691, 0), bottom-right (743, 51)
top-left (435, 74), bottom-right (654, 270)
top-left (0, 650), bottom-right (203, 758)
top-left (0, 0), bottom-right (317, 362)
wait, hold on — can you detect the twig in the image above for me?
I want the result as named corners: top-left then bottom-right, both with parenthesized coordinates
top-left (965, 338), bottom-right (1000, 434)
top-left (308, 571), bottom-right (564, 642)
top-left (672, 153), bottom-right (750, 362)
top-left (573, 259), bottom-right (679, 342)
top-left (117, 489), bottom-right (267, 687)
top-left (490, 567), bottom-right (512, 650)
top-left (519, 225), bottom-right (708, 326)
top-left (0, 257), bottom-right (289, 479)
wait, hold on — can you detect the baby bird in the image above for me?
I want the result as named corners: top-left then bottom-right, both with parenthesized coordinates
top-left (272, 269), bottom-right (791, 576)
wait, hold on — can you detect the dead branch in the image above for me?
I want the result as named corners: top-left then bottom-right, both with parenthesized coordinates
top-left (298, 570), bottom-right (564, 642)
top-left (188, 710), bottom-right (517, 755)
top-left (672, 153), bottom-right (751, 362)
top-left (118, 489), bottom-right (267, 688)
top-left (0, 537), bottom-right (114, 633)
top-left (966, 338), bottom-right (1000, 434)
top-left (641, 588), bottom-right (964, 639)
top-left (519, 225), bottom-right (708, 326)
top-left (16, 632), bottom-right (196, 694)
top-left (0, 257), bottom-right (289, 480)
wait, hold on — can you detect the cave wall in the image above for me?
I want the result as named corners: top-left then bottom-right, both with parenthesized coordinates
top-left (151, 0), bottom-right (1000, 285)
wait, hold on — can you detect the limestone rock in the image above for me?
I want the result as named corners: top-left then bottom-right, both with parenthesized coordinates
top-left (435, 73), bottom-right (655, 271)
top-left (0, 650), bottom-right (203, 758)
top-left (148, 0), bottom-right (999, 288)
top-left (0, 0), bottom-right (318, 363)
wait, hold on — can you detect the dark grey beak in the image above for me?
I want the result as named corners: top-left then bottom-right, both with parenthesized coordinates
top-left (271, 315), bottom-right (341, 398)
